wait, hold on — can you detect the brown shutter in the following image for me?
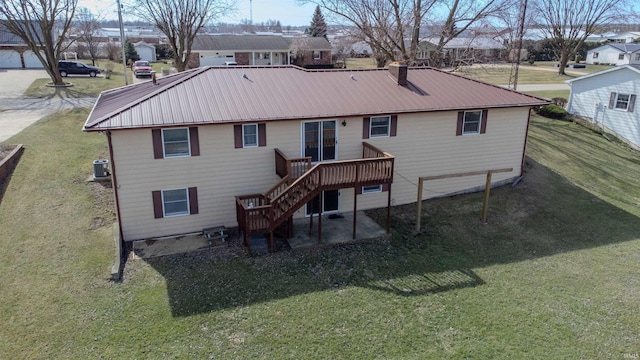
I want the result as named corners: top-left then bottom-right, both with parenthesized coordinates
top-left (609, 92), bottom-right (617, 109)
top-left (390, 115), bottom-right (397, 137)
top-left (152, 191), bottom-right (163, 218)
top-left (456, 112), bottom-right (464, 136)
top-left (258, 123), bottom-right (267, 146)
top-left (152, 129), bottom-right (164, 159)
top-left (480, 109), bottom-right (488, 134)
top-left (189, 127), bottom-right (200, 156)
top-left (628, 95), bottom-right (636, 112)
top-left (363, 117), bottom-right (370, 139)
top-left (355, 186), bottom-right (362, 194)
top-left (234, 125), bottom-right (242, 148)
top-left (188, 187), bottom-right (198, 215)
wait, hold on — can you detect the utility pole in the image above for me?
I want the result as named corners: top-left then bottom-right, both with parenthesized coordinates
top-left (250, 0), bottom-right (253, 25)
top-left (117, 0), bottom-right (128, 85)
top-left (508, 0), bottom-right (528, 91)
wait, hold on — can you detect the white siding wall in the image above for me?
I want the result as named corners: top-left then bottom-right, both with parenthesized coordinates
top-left (110, 107), bottom-right (530, 241)
top-left (567, 68), bottom-right (640, 148)
top-left (587, 47), bottom-right (631, 65)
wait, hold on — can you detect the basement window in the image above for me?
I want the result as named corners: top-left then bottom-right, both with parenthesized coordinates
top-left (362, 185), bottom-right (382, 194)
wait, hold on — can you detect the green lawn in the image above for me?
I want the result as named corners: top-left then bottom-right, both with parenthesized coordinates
top-left (523, 89), bottom-right (570, 100)
top-left (456, 65), bottom-right (577, 85)
top-left (526, 61), bottom-right (614, 74)
top-left (0, 111), bottom-right (638, 358)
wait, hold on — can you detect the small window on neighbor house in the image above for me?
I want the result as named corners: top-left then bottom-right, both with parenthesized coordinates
top-left (635, 53), bottom-right (640, 61)
top-left (370, 116), bottom-right (390, 137)
top-left (162, 189), bottom-right (189, 217)
top-left (162, 128), bottom-right (190, 157)
top-left (619, 53), bottom-right (625, 60)
top-left (463, 111), bottom-right (482, 135)
top-left (593, 52), bottom-right (599, 59)
top-left (243, 124), bottom-right (258, 147)
top-left (313, 51), bottom-right (321, 60)
top-left (362, 185), bottom-right (382, 194)
top-left (615, 93), bottom-right (631, 110)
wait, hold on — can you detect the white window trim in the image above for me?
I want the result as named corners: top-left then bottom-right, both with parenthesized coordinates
top-left (362, 185), bottom-right (382, 194)
top-left (618, 53), bottom-right (625, 60)
top-left (614, 93), bottom-right (631, 111)
top-left (462, 110), bottom-right (482, 135)
top-left (162, 128), bottom-right (191, 158)
top-left (593, 52), bottom-right (599, 59)
top-left (370, 115), bottom-right (391, 138)
top-left (313, 51), bottom-right (321, 60)
top-left (161, 188), bottom-right (190, 217)
top-left (242, 123), bottom-right (258, 148)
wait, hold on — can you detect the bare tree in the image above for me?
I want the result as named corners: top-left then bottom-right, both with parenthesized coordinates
top-left (0, 0), bottom-right (77, 85)
top-left (133, 0), bottom-right (236, 71)
top-left (301, 0), bottom-right (507, 67)
top-left (532, 0), bottom-right (629, 75)
top-left (75, 8), bottom-right (102, 66)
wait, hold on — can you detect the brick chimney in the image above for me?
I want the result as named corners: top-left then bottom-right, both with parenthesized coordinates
top-left (389, 62), bottom-right (408, 86)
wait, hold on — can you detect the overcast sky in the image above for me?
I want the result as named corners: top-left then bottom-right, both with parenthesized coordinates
top-left (78, 0), bottom-right (319, 27)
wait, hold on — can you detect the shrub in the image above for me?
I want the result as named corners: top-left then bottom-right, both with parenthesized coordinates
top-left (536, 104), bottom-right (567, 120)
top-left (551, 97), bottom-right (567, 107)
top-left (575, 54), bottom-right (582, 63)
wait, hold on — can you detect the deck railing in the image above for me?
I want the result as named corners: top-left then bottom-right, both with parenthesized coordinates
top-left (237, 142), bottom-right (394, 252)
top-left (275, 149), bottom-right (312, 179)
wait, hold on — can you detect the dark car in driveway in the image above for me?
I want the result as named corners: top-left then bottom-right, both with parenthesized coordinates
top-left (58, 61), bottom-right (101, 77)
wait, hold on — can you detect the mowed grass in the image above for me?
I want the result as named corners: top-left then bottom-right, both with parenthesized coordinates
top-left (523, 89), bottom-right (570, 100)
top-left (0, 111), bottom-right (639, 358)
top-left (456, 64), bottom-right (576, 84)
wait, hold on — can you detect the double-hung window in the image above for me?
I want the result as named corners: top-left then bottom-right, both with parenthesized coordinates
top-left (243, 124), bottom-right (258, 147)
top-left (593, 52), bottom-right (599, 59)
top-left (163, 128), bottom-right (190, 157)
top-left (370, 116), bottom-right (390, 137)
top-left (462, 111), bottom-right (482, 134)
top-left (636, 53), bottom-right (640, 61)
top-left (313, 51), bottom-right (321, 60)
top-left (619, 53), bottom-right (625, 60)
top-left (162, 189), bottom-right (189, 217)
top-left (153, 187), bottom-right (198, 218)
top-left (609, 92), bottom-right (636, 112)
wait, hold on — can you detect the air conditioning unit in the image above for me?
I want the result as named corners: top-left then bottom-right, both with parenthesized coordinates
top-left (93, 159), bottom-right (110, 179)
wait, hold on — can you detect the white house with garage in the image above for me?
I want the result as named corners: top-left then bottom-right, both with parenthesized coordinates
top-left (586, 43), bottom-right (640, 66)
top-left (0, 23), bottom-right (45, 69)
top-left (566, 65), bottom-right (640, 149)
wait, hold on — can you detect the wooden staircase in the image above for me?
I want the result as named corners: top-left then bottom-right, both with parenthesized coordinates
top-left (236, 143), bottom-right (394, 254)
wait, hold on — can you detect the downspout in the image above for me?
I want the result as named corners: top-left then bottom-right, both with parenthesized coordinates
top-left (107, 130), bottom-right (125, 242)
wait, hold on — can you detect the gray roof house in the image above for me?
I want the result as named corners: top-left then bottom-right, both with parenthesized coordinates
top-left (586, 43), bottom-right (640, 66)
top-left (188, 34), bottom-right (332, 68)
top-left (0, 22), bottom-right (45, 69)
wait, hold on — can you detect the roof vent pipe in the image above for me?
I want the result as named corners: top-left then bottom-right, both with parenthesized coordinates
top-left (389, 62), bottom-right (408, 86)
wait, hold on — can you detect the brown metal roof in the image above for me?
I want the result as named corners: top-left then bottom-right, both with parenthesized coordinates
top-left (83, 66), bottom-right (549, 131)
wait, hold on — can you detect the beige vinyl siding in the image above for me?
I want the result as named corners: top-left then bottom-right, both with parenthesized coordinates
top-left (111, 107), bottom-right (529, 240)
top-left (335, 107), bottom-right (529, 212)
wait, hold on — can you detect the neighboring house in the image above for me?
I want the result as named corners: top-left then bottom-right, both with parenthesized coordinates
top-left (188, 34), bottom-right (332, 68)
top-left (566, 65), bottom-right (640, 149)
top-left (133, 41), bottom-right (157, 62)
top-left (417, 37), bottom-right (505, 64)
top-left (0, 22), bottom-right (45, 69)
top-left (586, 43), bottom-right (640, 65)
top-left (83, 64), bottom-right (547, 249)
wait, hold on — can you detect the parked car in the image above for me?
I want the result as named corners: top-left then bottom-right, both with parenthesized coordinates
top-left (132, 60), bottom-right (153, 78)
top-left (58, 61), bottom-right (100, 77)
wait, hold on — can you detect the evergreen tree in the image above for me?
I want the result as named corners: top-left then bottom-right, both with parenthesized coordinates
top-left (308, 5), bottom-right (327, 38)
top-left (124, 39), bottom-right (140, 64)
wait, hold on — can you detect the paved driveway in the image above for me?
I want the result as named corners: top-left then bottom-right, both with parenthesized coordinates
top-left (0, 69), bottom-right (96, 143)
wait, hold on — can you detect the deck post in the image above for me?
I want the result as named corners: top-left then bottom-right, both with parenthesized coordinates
top-left (353, 164), bottom-right (359, 239)
top-left (416, 178), bottom-right (424, 232)
top-left (386, 184), bottom-right (391, 233)
top-left (318, 191), bottom-right (323, 245)
top-left (481, 171), bottom-right (493, 223)
top-left (269, 231), bottom-right (274, 252)
top-left (309, 201), bottom-right (313, 235)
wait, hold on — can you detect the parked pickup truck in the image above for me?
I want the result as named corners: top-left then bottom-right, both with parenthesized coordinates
top-left (132, 60), bottom-right (153, 78)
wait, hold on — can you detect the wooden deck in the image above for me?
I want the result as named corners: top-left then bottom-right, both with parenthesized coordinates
top-left (236, 142), bottom-right (394, 254)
